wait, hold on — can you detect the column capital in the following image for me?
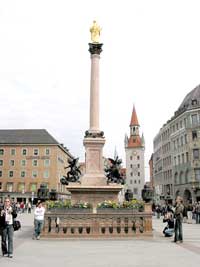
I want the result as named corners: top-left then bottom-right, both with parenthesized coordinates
top-left (88, 43), bottom-right (103, 55)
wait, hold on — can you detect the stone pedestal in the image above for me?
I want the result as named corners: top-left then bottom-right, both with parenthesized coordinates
top-left (81, 136), bottom-right (107, 186)
top-left (66, 185), bottom-right (122, 208)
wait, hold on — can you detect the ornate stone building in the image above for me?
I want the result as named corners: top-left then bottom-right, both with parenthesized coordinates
top-left (125, 105), bottom-right (145, 199)
top-left (153, 85), bottom-right (200, 203)
top-left (0, 129), bottom-right (73, 203)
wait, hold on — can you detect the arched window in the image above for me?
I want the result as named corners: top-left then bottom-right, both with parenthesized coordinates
top-left (185, 170), bottom-right (189, 184)
top-left (179, 171), bottom-right (183, 184)
top-left (174, 172), bottom-right (178, 184)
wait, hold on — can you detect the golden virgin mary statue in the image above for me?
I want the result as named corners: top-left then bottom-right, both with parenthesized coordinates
top-left (90, 21), bottom-right (101, 43)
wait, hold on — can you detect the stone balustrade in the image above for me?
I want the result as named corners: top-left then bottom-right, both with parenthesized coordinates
top-left (42, 204), bottom-right (152, 238)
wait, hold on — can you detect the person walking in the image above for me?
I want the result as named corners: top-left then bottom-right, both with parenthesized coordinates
top-left (27, 202), bottom-right (32, 214)
top-left (187, 202), bottom-right (193, 224)
top-left (33, 201), bottom-right (45, 240)
top-left (0, 197), bottom-right (17, 258)
top-left (174, 196), bottom-right (184, 243)
top-left (195, 202), bottom-right (200, 224)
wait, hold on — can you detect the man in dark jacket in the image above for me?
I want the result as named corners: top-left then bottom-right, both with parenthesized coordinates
top-left (0, 198), bottom-right (17, 258)
top-left (174, 196), bottom-right (184, 243)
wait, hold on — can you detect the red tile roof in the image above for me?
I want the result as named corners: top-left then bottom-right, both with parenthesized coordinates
top-left (128, 136), bottom-right (142, 148)
top-left (130, 105), bottom-right (139, 126)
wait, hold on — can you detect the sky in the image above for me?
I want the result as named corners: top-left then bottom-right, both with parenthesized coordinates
top-left (0, 0), bottom-right (200, 181)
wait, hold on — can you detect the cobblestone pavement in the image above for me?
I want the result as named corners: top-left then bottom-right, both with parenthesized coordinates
top-left (0, 213), bottom-right (200, 267)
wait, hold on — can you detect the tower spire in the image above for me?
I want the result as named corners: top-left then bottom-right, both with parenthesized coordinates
top-left (130, 105), bottom-right (139, 126)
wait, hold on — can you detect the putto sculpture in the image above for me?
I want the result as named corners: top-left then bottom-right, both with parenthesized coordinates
top-left (105, 156), bottom-right (124, 185)
top-left (60, 158), bottom-right (81, 185)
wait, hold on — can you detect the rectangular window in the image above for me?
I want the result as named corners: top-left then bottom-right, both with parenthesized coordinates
top-left (32, 160), bottom-right (38, 167)
top-left (193, 149), bottom-right (199, 160)
top-left (138, 172), bottom-right (140, 176)
top-left (44, 170), bottom-right (49, 178)
top-left (130, 172), bottom-right (133, 177)
top-left (18, 183), bottom-right (25, 192)
top-left (174, 156), bottom-right (177, 166)
top-left (44, 159), bottom-right (50, 167)
top-left (0, 149), bottom-right (4, 155)
top-left (0, 170), bottom-right (2, 177)
top-left (134, 180), bottom-right (137, 184)
top-left (33, 149), bottom-right (39, 156)
top-left (21, 171), bottom-right (26, 178)
top-left (45, 148), bottom-right (50, 155)
top-left (138, 180), bottom-right (141, 184)
top-left (194, 169), bottom-right (200, 181)
top-left (0, 182), bottom-right (2, 190)
top-left (181, 136), bottom-right (183, 146)
top-left (30, 183), bottom-right (37, 192)
top-left (9, 171), bottom-right (14, 177)
top-left (10, 160), bottom-right (15, 166)
top-left (32, 171), bottom-right (38, 178)
top-left (130, 164), bottom-right (133, 168)
top-left (137, 156), bottom-right (140, 160)
top-left (173, 141), bottom-right (176, 150)
top-left (137, 164), bottom-right (140, 168)
top-left (130, 156), bottom-right (132, 160)
top-left (10, 149), bottom-right (16, 156)
top-left (7, 183), bottom-right (13, 192)
top-left (133, 188), bottom-right (138, 194)
top-left (21, 160), bottom-right (26, 166)
top-left (184, 118), bottom-right (187, 127)
top-left (182, 154), bottom-right (185, 164)
top-left (177, 138), bottom-right (179, 147)
top-left (192, 131), bottom-right (197, 140)
top-left (178, 155), bottom-right (180, 165)
top-left (191, 114), bottom-right (198, 125)
top-left (22, 148), bottom-right (27, 155)
top-left (0, 160), bottom-right (3, 166)
top-left (186, 152), bottom-right (189, 162)
top-left (185, 134), bottom-right (187, 144)
top-left (130, 180), bottom-right (133, 184)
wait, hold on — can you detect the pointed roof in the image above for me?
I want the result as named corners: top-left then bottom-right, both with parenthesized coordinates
top-left (130, 105), bottom-right (139, 126)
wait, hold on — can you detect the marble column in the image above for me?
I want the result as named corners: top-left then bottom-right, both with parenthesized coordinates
top-left (81, 43), bottom-right (107, 186)
top-left (89, 43), bottom-right (103, 133)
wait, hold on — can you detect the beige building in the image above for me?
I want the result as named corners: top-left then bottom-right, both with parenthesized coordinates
top-left (0, 129), bottom-right (73, 203)
top-left (153, 85), bottom-right (200, 204)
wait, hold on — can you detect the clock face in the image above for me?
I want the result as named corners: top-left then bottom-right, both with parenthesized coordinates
top-left (133, 151), bottom-right (137, 156)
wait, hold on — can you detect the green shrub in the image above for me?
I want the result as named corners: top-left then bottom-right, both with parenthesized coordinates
top-left (46, 200), bottom-right (92, 209)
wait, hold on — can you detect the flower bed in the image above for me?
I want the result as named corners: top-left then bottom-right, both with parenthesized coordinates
top-left (46, 200), bottom-right (92, 212)
top-left (97, 200), bottom-right (144, 212)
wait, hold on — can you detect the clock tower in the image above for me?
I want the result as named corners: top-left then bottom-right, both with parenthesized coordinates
top-left (124, 105), bottom-right (145, 199)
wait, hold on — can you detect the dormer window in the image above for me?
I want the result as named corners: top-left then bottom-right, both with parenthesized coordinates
top-left (192, 99), bottom-right (197, 105)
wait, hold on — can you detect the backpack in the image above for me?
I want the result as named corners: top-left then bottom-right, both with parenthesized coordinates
top-left (13, 220), bottom-right (21, 231)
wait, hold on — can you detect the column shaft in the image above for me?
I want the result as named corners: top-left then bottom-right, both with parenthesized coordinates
top-left (90, 54), bottom-right (100, 132)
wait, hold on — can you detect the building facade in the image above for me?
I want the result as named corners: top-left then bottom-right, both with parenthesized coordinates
top-left (0, 129), bottom-right (73, 203)
top-left (125, 105), bottom-right (145, 199)
top-left (153, 85), bottom-right (200, 204)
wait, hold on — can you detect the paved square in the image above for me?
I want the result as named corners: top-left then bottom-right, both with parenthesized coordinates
top-left (1, 213), bottom-right (200, 267)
